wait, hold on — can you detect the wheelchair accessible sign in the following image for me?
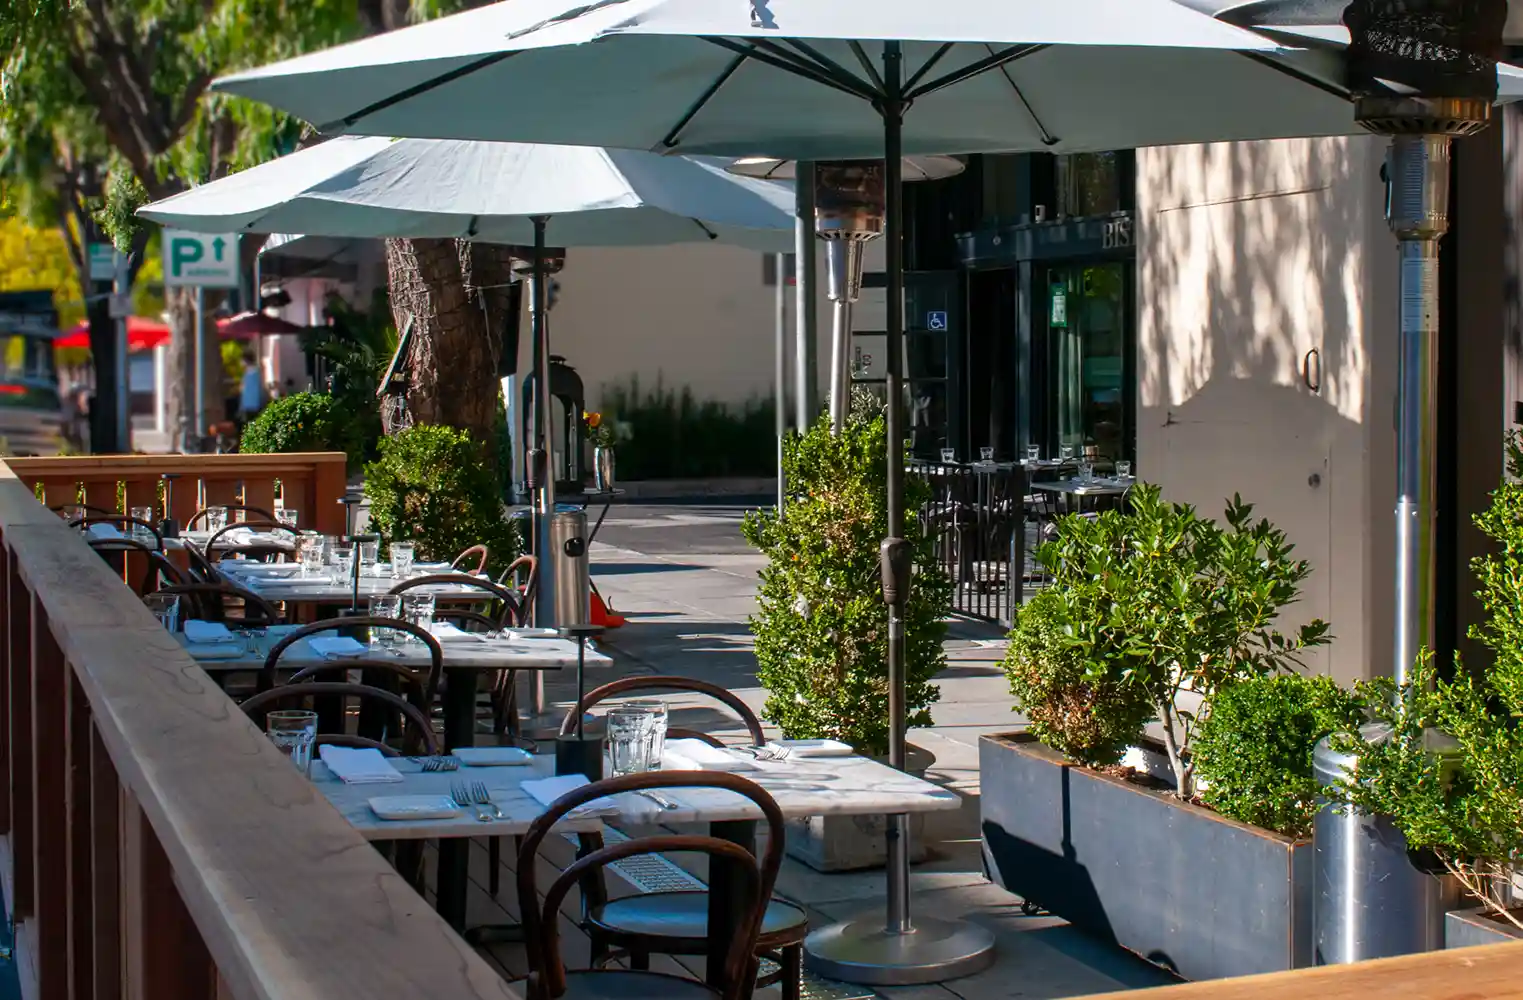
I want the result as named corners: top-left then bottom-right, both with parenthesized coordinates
top-left (926, 310), bottom-right (948, 331)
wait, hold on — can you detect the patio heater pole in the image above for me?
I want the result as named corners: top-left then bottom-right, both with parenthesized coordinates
top-left (529, 216), bottom-right (557, 633)
top-left (795, 163), bottom-right (819, 429)
top-left (804, 40), bottom-right (995, 986)
top-left (825, 238), bottom-right (873, 434)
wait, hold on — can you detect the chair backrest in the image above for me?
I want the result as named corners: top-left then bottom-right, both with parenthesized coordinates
top-left (517, 771), bottom-right (784, 1000)
top-left (240, 681), bottom-right (440, 757)
top-left (87, 537), bottom-right (186, 595)
top-left (187, 504), bottom-right (277, 531)
top-left (450, 544), bottom-right (490, 575)
top-left (497, 554), bottom-right (539, 624)
top-left (51, 502), bottom-right (114, 518)
top-left (73, 515), bottom-right (164, 550)
top-left (261, 617), bottom-right (445, 716)
top-left (206, 519), bottom-right (294, 562)
top-left (389, 574), bottom-right (523, 628)
top-left (559, 675), bottom-right (766, 746)
top-left (152, 582), bottom-right (281, 627)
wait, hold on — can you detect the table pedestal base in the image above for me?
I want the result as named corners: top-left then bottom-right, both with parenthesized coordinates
top-left (804, 915), bottom-right (995, 986)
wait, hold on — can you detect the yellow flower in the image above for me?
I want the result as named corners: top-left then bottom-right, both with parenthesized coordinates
top-left (586, 411), bottom-right (603, 429)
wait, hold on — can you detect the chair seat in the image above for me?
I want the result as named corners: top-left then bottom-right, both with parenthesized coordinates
top-left (560, 969), bottom-right (719, 1000)
top-left (590, 892), bottom-right (808, 949)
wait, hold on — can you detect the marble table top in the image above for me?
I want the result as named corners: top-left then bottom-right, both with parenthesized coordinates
top-left (176, 628), bottom-right (611, 674)
top-left (316, 751), bottom-right (959, 841)
top-left (218, 563), bottom-right (493, 604)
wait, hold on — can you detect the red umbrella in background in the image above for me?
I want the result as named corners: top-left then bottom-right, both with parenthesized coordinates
top-left (54, 316), bottom-right (170, 351)
top-left (217, 311), bottom-right (307, 339)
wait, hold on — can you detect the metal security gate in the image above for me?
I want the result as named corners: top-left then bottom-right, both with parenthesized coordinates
top-left (915, 461), bottom-right (1028, 626)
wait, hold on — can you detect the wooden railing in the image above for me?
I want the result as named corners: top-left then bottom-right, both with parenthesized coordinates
top-left (0, 460), bottom-right (515, 1000)
top-left (7, 453), bottom-right (349, 535)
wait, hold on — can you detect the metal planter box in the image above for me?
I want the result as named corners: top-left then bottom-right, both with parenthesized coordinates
top-left (980, 733), bottom-right (1312, 981)
top-left (1446, 907), bottom-right (1523, 950)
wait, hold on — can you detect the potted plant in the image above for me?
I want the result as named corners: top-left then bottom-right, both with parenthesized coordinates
top-left (743, 409), bottom-right (952, 870)
top-left (982, 485), bottom-right (1332, 980)
top-left (1329, 444), bottom-right (1523, 949)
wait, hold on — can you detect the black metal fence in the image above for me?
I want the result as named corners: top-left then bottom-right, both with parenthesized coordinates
top-left (914, 461), bottom-right (1029, 627)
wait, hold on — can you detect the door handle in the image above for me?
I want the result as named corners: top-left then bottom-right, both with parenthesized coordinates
top-left (1302, 348), bottom-right (1321, 394)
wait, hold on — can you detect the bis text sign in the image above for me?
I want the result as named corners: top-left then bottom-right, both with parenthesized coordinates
top-left (163, 230), bottom-right (239, 288)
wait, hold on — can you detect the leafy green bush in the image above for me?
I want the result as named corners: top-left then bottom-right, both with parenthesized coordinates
top-left (1009, 485), bottom-right (1331, 798)
top-left (600, 377), bottom-right (774, 480)
top-left (1331, 438), bottom-right (1523, 924)
top-left (740, 414), bottom-right (951, 756)
top-left (301, 291), bottom-right (393, 462)
top-left (1194, 674), bottom-right (1362, 838)
top-left (240, 392), bottom-right (350, 458)
top-left (363, 423), bottom-right (518, 576)
top-left (1004, 587), bottom-right (1155, 768)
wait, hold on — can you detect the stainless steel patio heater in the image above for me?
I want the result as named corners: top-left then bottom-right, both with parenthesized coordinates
top-left (1310, 0), bottom-right (1505, 964)
top-left (729, 157), bottom-right (966, 435)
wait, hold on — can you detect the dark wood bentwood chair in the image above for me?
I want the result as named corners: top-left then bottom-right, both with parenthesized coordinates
top-left (553, 677), bottom-right (807, 1000)
top-left (518, 771), bottom-right (782, 1000)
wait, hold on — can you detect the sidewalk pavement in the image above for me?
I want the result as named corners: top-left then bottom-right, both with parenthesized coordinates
top-left (524, 521), bottom-right (1177, 1000)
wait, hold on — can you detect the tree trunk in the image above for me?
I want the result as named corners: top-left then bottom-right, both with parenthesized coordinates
top-left (384, 238), bottom-right (517, 464)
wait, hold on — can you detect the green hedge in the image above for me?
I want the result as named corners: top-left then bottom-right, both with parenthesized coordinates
top-left (599, 378), bottom-right (774, 480)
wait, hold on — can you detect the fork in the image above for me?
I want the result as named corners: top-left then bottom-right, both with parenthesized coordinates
top-left (411, 755), bottom-right (460, 772)
top-left (451, 782), bottom-right (492, 822)
top-left (738, 743), bottom-right (792, 762)
top-left (469, 781), bottom-right (506, 820)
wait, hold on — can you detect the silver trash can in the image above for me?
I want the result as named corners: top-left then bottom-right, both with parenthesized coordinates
top-left (1312, 725), bottom-right (1460, 964)
top-left (549, 509), bottom-right (590, 628)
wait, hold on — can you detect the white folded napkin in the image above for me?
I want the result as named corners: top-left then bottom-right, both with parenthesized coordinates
top-left (308, 636), bottom-right (366, 658)
top-left (86, 523), bottom-right (121, 539)
top-left (661, 738), bottom-right (756, 772)
top-left (183, 620), bottom-right (236, 645)
top-left (318, 746), bottom-right (403, 784)
top-left (521, 774), bottom-right (616, 814)
top-left (429, 622), bottom-right (482, 642)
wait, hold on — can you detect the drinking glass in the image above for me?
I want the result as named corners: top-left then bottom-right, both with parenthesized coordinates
top-left (607, 708), bottom-right (657, 776)
top-left (266, 710), bottom-right (318, 776)
top-left (1076, 461), bottom-right (1094, 484)
top-left (204, 505), bottom-right (228, 534)
top-left (1116, 460), bottom-right (1133, 479)
top-left (391, 542), bottom-right (415, 580)
top-left (332, 544), bottom-right (355, 584)
top-left (275, 508), bottom-right (299, 530)
top-left (1059, 444), bottom-right (1075, 463)
top-left (144, 593), bottom-right (180, 632)
top-left (624, 700), bottom-right (669, 768)
top-left (402, 592), bottom-right (436, 638)
top-left (62, 505), bottom-right (87, 526)
top-left (979, 447), bottom-right (995, 462)
top-left (1025, 445), bottom-right (1041, 465)
top-left (130, 506), bottom-right (155, 542)
top-left (368, 595), bottom-right (403, 652)
top-left (359, 540), bottom-right (380, 576)
top-left (298, 534), bottom-right (325, 577)
top-left (939, 447), bottom-right (956, 464)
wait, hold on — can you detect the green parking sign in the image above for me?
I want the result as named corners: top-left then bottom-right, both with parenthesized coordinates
top-left (162, 230), bottom-right (239, 288)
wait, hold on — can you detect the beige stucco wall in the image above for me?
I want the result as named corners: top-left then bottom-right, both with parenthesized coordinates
top-left (1136, 136), bottom-right (1398, 685)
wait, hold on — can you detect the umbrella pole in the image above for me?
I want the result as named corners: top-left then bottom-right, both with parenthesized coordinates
top-left (530, 215), bottom-right (558, 631)
top-left (804, 41), bottom-right (995, 987)
top-left (795, 163), bottom-right (819, 429)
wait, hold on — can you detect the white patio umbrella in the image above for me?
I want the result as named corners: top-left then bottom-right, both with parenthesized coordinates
top-left (140, 135), bottom-right (795, 646)
top-left (208, 1), bottom-right (1522, 984)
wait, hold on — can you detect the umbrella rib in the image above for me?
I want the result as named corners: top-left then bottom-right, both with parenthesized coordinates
top-left (329, 50), bottom-right (521, 132)
top-left (984, 43), bottom-right (1059, 146)
top-left (1235, 49), bottom-right (1353, 101)
top-left (905, 43), bottom-right (1045, 101)
top-left (846, 41), bottom-right (886, 93)
top-left (704, 37), bottom-right (873, 102)
top-left (660, 51), bottom-right (749, 149)
top-left (902, 43), bottom-right (954, 94)
top-left (689, 218), bottom-right (719, 240)
top-left (750, 38), bottom-right (878, 99)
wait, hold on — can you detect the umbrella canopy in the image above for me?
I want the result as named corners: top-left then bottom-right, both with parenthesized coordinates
top-left (215, 0), bottom-right (1458, 158)
top-left (55, 316), bottom-right (171, 352)
top-left (139, 137), bottom-right (796, 251)
top-left (218, 311), bottom-right (305, 338)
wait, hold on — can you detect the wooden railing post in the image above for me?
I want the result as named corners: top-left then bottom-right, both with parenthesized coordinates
top-left (89, 726), bottom-right (119, 1000)
top-left (68, 671), bottom-right (96, 1000)
top-left (9, 556), bottom-right (33, 920)
top-left (32, 603), bottom-right (69, 997)
top-left (121, 797), bottom-right (214, 1000)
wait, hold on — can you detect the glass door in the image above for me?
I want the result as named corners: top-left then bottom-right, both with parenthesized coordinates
top-left (1044, 263), bottom-right (1129, 462)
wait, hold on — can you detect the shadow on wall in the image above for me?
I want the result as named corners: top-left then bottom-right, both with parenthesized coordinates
top-left (1137, 135), bottom-right (1394, 685)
